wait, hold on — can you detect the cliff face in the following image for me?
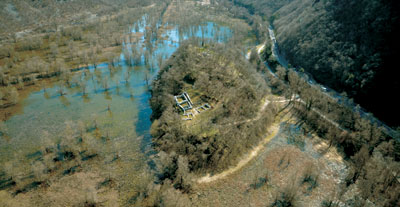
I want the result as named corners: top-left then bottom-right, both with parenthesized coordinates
top-left (233, 0), bottom-right (400, 127)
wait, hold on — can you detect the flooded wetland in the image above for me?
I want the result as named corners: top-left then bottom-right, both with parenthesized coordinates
top-left (0, 1), bottom-right (238, 205)
top-left (2, 0), bottom-right (395, 206)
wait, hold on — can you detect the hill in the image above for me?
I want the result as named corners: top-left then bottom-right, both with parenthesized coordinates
top-left (150, 41), bottom-right (276, 184)
top-left (230, 0), bottom-right (400, 127)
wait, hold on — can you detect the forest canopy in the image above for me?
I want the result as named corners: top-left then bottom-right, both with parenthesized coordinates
top-left (230, 0), bottom-right (400, 127)
top-left (150, 41), bottom-right (276, 175)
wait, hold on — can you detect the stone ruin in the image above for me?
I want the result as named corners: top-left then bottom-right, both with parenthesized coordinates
top-left (174, 92), bottom-right (210, 121)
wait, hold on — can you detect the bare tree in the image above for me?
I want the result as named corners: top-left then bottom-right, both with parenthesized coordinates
top-left (49, 42), bottom-right (58, 59)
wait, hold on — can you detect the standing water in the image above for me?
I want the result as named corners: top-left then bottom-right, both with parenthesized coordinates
top-left (0, 15), bottom-right (231, 197)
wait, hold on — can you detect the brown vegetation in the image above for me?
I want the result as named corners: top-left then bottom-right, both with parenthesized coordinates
top-left (259, 54), bottom-right (400, 205)
top-left (150, 42), bottom-right (276, 190)
top-left (0, 0), bottom-right (167, 109)
top-left (229, 0), bottom-right (400, 126)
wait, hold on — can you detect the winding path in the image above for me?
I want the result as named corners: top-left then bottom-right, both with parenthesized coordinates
top-left (197, 122), bottom-right (280, 184)
top-left (196, 96), bottom-right (283, 184)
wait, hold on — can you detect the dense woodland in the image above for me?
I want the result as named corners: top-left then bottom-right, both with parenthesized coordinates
top-left (148, 37), bottom-right (400, 206)
top-left (257, 49), bottom-right (400, 206)
top-left (150, 41), bottom-right (276, 189)
top-left (0, 0), bottom-right (400, 206)
top-left (230, 0), bottom-right (400, 127)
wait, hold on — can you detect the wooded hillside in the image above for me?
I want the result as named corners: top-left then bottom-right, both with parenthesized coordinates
top-left (150, 41), bottom-right (276, 181)
top-left (230, 0), bottom-right (400, 127)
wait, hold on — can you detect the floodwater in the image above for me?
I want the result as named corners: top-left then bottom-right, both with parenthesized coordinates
top-left (0, 16), bottom-right (231, 177)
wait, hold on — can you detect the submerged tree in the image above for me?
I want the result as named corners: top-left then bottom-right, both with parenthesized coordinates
top-left (9, 87), bottom-right (19, 105)
top-left (102, 76), bottom-right (109, 91)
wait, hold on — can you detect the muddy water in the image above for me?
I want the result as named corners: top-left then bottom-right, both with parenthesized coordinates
top-left (0, 16), bottom-right (231, 172)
